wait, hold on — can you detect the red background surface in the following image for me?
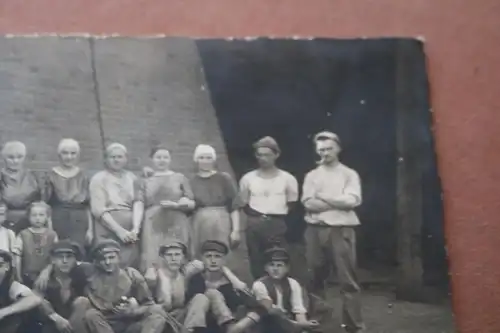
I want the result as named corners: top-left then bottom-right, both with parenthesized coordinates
top-left (0, 1), bottom-right (498, 332)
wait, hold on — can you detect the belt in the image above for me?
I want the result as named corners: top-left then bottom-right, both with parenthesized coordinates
top-left (244, 206), bottom-right (286, 219)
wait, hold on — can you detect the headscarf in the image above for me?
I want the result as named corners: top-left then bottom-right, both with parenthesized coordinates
top-left (193, 144), bottom-right (217, 162)
top-left (1, 141), bottom-right (26, 158)
top-left (57, 138), bottom-right (80, 154)
top-left (105, 142), bottom-right (127, 156)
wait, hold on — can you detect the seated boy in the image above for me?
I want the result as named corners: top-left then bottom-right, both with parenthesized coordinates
top-left (250, 247), bottom-right (319, 333)
top-left (144, 240), bottom-right (248, 332)
top-left (184, 240), bottom-right (259, 333)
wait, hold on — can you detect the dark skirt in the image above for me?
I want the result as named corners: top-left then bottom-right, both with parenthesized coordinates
top-left (51, 204), bottom-right (88, 250)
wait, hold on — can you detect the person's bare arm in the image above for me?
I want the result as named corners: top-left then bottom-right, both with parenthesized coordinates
top-left (132, 201), bottom-right (144, 235)
top-left (0, 290), bottom-right (41, 319)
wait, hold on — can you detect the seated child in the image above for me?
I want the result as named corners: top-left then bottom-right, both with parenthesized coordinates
top-left (144, 240), bottom-right (248, 333)
top-left (13, 202), bottom-right (58, 287)
top-left (250, 247), bottom-right (319, 333)
top-left (184, 240), bottom-right (259, 333)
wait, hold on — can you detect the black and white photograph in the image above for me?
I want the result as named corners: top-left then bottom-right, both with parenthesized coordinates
top-left (0, 36), bottom-right (454, 333)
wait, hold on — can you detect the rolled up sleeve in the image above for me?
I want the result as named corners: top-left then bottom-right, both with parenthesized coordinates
top-left (251, 281), bottom-right (272, 302)
top-left (344, 170), bottom-right (362, 207)
top-left (301, 172), bottom-right (315, 204)
top-left (289, 279), bottom-right (307, 314)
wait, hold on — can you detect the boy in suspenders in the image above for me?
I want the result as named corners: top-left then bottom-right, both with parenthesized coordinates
top-left (250, 247), bottom-right (319, 332)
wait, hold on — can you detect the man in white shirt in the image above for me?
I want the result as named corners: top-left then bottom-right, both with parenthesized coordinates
top-left (239, 136), bottom-right (299, 279)
top-left (302, 131), bottom-right (364, 333)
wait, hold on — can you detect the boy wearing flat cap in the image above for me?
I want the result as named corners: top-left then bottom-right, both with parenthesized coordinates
top-left (239, 136), bottom-right (299, 280)
top-left (36, 240), bottom-right (88, 333)
top-left (184, 240), bottom-right (258, 333)
top-left (68, 238), bottom-right (168, 333)
top-left (302, 131), bottom-right (364, 333)
top-left (250, 247), bottom-right (319, 333)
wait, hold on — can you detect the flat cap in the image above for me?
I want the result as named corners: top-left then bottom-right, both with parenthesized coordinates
top-left (264, 246), bottom-right (290, 264)
top-left (253, 136), bottom-right (280, 154)
top-left (159, 240), bottom-right (187, 256)
top-left (50, 240), bottom-right (82, 260)
top-left (200, 240), bottom-right (229, 255)
top-left (313, 131), bottom-right (341, 146)
top-left (91, 238), bottom-right (121, 257)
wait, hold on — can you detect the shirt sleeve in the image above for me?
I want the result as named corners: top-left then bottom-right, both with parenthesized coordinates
top-left (301, 171), bottom-right (315, 204)
top-left (88, 174), bottom-right (108, 218)
top-left (180, 174), bottom-right (195, 200)
top-left (8, 230), bottom-right (16, 253)
top-left (9, 281), bottom-right (33, 301)
top-left (221, 172), bottom-right (242, 211)
top-left (251, 281), bottom-right (272, 302)
top-left (285, 173), bottom-right (299, 203)
top-left (289, 278), bottom-right (307, 314)
top-left (344, 170), bottom-right (362, 206)
top-left (12, 234), bottom-right (23, 256)
top-left (238, 174), bottom-right (251, 206)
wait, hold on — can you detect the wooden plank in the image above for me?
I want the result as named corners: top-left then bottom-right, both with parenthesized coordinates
top-left (395, 39), bottom-right (425, 300)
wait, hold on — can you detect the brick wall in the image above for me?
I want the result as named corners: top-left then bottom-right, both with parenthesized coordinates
top-left (0, 37), bottom-right (233, 178)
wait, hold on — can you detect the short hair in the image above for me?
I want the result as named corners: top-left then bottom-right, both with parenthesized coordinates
top-left (27, 201), bottom-right (52, 218)
top-left (150, 145), bottom-right (170, 158)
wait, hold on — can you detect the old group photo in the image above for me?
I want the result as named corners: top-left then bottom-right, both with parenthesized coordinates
top-left (0, 37), bottom-right (454, 333)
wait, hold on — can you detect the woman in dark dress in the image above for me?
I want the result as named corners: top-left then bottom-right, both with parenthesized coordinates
top-left (46, 139), bottom-right (91, 250)
top-left (0, 141), bottom-right (43, 234)
top-left (189, 144), bottom-right (242, 258)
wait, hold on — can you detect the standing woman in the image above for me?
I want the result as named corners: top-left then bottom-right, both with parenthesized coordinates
top-left (88, 143), bottom-right (144, 269)
top-left (0, 141), bottom-right (43, 234)
top-left (46, 139), bottom-right (91, 250)
top-left (189, 144), bottom-right (241, 258)
top-left (138, 146), bottom-right (195, 273)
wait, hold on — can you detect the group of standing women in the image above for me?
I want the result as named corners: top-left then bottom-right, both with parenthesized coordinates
top-left (0, 139), bottom-right (242, 276)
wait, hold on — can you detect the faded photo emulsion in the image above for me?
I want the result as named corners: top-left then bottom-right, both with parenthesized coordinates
top-left (0, 37), bottom-right (454, 333)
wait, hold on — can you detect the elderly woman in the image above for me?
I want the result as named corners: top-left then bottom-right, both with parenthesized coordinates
top-left (46, 139), bottom-right (91, 250)
top-left (0, 250), bottom-right (42, 333)
top-left (138, 146), bottom-right (195, 273)
top-left (88, 143), bottom-right (144, 269)
top-left (0, 141), bottom-right (43, 234)
top-left (189, 144), bottom-right (241, 258)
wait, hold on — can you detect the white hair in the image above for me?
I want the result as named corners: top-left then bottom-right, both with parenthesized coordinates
top-left (2, 141), bottom-right (26, 157)
top-left (193, 144), bottom-right (217, 162)
top-left (105, 142), bottom-right (128, 155)
top-left (57, 138), bottom-right (80, 154)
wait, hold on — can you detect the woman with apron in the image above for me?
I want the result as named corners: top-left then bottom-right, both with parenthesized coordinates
top-left (0, 141), bottom-right (43, 234)
top-left (88, 143), bottom-right (144, 269)
top-left (189, 144), bottom-right (242, 258)
top-left (138, 145), bottom-right (195, 273)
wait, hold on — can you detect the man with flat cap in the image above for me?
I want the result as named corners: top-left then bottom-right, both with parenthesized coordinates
top-left (239, 136), bottom-right (299, 279)
top-left (302, 131), bottom-right (364, 333)
top-left (69, 238), bottom-right (168, 333)
top-left (144, 240), bottom-right (246, 333)
top-left (184, 240), bottom-right (259, 333)
top-left (36, 239), bottom-right (90, 333)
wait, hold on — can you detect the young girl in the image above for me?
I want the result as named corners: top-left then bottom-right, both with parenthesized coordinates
top-left (13, 201), bottom-right (58, 288)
